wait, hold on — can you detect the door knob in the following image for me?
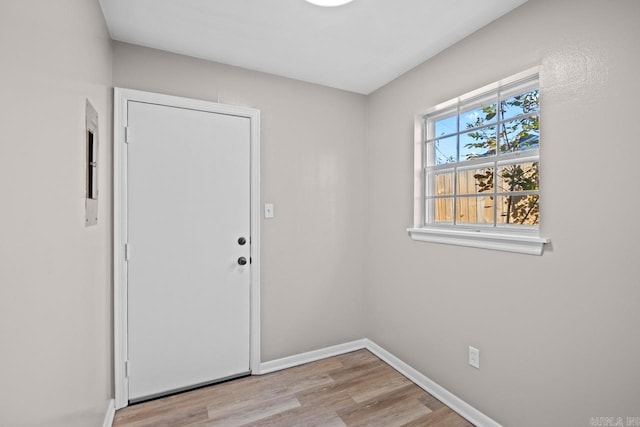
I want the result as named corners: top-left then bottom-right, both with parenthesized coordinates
top-left (237, 257), bottom-right (247, 266)
top-left (238, 237), bottom-right (247, 245)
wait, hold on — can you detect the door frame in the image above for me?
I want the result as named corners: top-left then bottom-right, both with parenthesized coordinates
top-left (113, 88), bottom-right (261, 409)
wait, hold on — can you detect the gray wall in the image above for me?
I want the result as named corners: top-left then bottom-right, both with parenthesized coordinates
top-left (2, 0), bottom-right (638, 425)
top-left (365, 0), bottom-right (640, 425)
top-left (112, 42), bottom-right (368, 362)
top-left (0, 1), bottom-right (114, 426)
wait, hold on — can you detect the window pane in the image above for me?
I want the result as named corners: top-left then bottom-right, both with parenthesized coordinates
top-left (461, 103), bottom-right (497, 130)
top-left (499, 115), bottom-right (539, 153)
top-left (433, 136), bottom-right (457, 165)
top-left (497, 194), bottom-right (540, 225)
top-left (423, 75), bottom-right (540, 233)
top-left (429, 171), bottom-right (454, 196)
top-left (433, 197), bottom-right (453, 223)
top-left (497, 162), bottom-right (539, 193)
top-left (456, 196), bottom-right (495, 225)
top-left (457, 167), bottom-right (494, 195)
top-left (500, 89), bottom-right (539, 120)
top-left (460, 127), bottom-right (497, 161)
top-left (434, 115), bottom-right (457, 138)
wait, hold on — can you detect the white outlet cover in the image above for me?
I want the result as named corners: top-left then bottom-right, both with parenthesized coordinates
top-left (469, 346), bottom-right (480, 369)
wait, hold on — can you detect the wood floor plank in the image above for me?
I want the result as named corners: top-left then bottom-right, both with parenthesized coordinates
top-left (402, 406), bottom-right (475, 427)
top-left (113, 349), bottom-right (475, 427)
top-left (337, 384), bottom-right (433, 427)
top-left (114, 405), bottom-right (209, 427)
top-left (333, 348), bottom-right (380, 368)
top-left (295, 362), bottom-right (398, 406)
top-left (295, 383), bottom-right (356, 409)
top-left (418, 392), bottom-right (448, 412)
top-left (326, 357), bottom-right (387, 384)
top-left (257, 411), bottom-right (348, 427)
top-left (252, 391), bottom-right (354, 427)
top-left (204, 396), bottom-right (301, 427)
top-left (347, 369), bottom-right (413, 403)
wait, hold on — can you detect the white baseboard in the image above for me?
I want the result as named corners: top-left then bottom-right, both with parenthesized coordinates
top-left (102, 399), bottom-right (116, 427)
top-left (258, 338), bottom-right (501, 427)
top-left (363, 339), bottom-right (502, 427)
top-left (258, 339), bottom-right (368, 374)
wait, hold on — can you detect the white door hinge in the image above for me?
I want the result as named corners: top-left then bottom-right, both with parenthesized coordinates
top-left (125, 360), bottom-right (130, 378)
top-left (124, 243), bottom-right (130, 261)
top-left (125, 126), bottom-right (131, 144)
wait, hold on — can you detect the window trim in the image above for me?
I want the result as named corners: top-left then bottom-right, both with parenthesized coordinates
top-left (409, 67), bottom-right (550, 255)
top-left (407, 227), bottom-right (549, 256)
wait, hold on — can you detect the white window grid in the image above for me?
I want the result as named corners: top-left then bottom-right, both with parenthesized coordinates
top-left (423, 76), bottom-right (540, 232)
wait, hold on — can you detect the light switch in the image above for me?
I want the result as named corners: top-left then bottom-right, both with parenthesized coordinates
top-left (264, 203), bottom-right (274, 219)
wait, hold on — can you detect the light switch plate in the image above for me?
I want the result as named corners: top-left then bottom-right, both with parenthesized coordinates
top-left (264, 203), bottom-right (274, 218)
top-left (469, 346), bottom-right (480, 369)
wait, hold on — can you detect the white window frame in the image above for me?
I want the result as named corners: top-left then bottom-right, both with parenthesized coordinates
top-left (408, 67), bottom-right (550, 255)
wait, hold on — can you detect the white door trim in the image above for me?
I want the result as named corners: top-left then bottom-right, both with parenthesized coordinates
top-left (113, 88), bottom-right (261, 409)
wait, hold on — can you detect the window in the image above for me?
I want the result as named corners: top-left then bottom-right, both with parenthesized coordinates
top-left (408, 68), bottom-right (549, 255)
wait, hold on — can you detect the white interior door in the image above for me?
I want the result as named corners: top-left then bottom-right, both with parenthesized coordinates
top-left (126, 101), bottom-right (251, 402)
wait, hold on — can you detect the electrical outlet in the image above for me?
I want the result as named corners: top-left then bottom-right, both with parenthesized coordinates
top-left (469, 346), bottom-right (480, 369)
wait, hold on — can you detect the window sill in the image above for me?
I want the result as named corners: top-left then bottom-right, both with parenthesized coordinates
top-left (407, 227), bottom-right (550, 255)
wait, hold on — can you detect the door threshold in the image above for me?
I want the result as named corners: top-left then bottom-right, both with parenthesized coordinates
top-left (129, 370), bottom-right (252, 405)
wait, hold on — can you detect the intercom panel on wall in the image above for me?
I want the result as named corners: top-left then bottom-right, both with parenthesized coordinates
top-left (85, 100), bottom-right (98, 226)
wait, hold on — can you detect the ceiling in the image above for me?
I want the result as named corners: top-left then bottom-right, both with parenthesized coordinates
top-left (99, 0), bottom-right (528, 94)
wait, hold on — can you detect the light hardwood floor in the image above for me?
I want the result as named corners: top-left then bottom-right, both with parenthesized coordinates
top-left (113, 349), bottom-right (474, 427)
